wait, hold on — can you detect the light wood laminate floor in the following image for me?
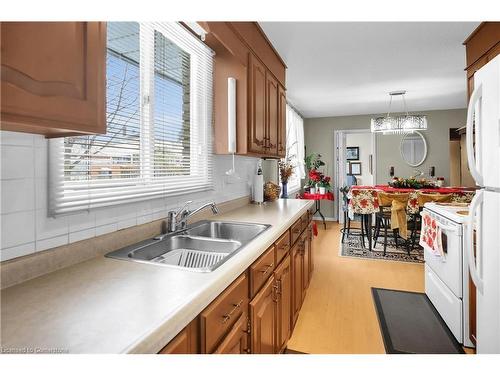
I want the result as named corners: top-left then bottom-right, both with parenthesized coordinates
top-left (287, 221), bottom-right (425, 354)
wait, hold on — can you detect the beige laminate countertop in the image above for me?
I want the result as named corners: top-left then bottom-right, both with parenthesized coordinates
top-left (0, 199), bottom-right (314, 354)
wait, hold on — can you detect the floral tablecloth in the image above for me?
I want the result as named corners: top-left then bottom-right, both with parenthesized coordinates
top-left (347, 186), bottom-right (475, 217)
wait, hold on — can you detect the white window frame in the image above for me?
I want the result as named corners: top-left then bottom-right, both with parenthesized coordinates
top-left (284, 104), bottom-right (305, 195)
top-left (49, 22), bottom-right (213, 216)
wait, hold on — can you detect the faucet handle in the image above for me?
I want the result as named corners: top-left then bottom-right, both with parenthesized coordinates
top-left (176, 200), bottom-right (193, 215)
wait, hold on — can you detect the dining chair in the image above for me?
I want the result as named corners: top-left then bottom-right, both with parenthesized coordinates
top-left (340, 185), bottom-right (365, 245)
top-left (373, 192), bottom-right (410, 255)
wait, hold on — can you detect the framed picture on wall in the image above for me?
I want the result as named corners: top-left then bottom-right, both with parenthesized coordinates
top-left (346, 147), bottom-right (359, 160)
top-left (349, 162), bottom-right (362, 175)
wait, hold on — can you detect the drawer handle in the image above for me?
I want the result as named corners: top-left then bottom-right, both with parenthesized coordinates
top-left (260, 263), bottom-right (274, 275)
top-left (222, 299), bottom-right (244, 324)
top-left (279, 244), bottom-right (289, 251)
top-left (292, 228), bottom-right (300, 234)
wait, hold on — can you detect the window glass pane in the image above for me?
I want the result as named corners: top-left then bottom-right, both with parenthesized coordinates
top-left (63, 22), bottom-right (141, 182)
top-left (153, 30), bottom-right (191, 177)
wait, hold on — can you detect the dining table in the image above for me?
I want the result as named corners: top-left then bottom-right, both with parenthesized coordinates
top-left (346, 185), bottom-right (476, 251)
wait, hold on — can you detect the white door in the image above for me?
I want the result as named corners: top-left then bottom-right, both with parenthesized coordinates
top-left (467, 189), bottom-right (500, 353)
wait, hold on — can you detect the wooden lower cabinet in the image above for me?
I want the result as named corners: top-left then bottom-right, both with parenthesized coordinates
top-left (200, 273), bottom-right (249, 353)
top-left (213, 313), bottom-right (250, 354)
top-left (274, 254), bottom-right (292, 353)
top-left (250, 276), bottom-right (277, 354)
top-left (291, 240), bottom-right (304, 326)
top-left (159, 319), bottom-right (199, 354)
top-left (158, 210), bottom-right (314, 355)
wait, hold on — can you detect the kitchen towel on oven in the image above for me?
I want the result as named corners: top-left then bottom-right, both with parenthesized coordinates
top-left (419, 211), bottom-right (444, 257)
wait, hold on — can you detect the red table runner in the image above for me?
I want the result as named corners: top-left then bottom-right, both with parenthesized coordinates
top-left (301, 192), bottom-right (334, 201)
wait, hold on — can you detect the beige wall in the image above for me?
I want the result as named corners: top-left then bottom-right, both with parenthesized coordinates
top-left (304, 108), bottom-right (467, 219)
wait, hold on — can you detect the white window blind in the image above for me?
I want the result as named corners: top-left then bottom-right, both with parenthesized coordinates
top-left (285, 104), bottom-right (305, 193)
top-left (49, 22), bottom-right (214, 215)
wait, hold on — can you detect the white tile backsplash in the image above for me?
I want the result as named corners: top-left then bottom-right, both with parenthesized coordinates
top-left (1, 178), bottom-right (35, 214)
top-left (1, 145), bottom-right (34, 180)
top-left (0, 131), bottom-right (259, 261)
top-left (1, 211), bottom-right (36, 249)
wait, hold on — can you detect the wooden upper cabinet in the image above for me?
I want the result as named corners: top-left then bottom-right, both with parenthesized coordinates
top-left (464, 22), bottom-right (500, 99)
top-left (248, 53), bottom-right (267, 154)
top-left (278, 85), bottom-right (287, 158)
top-left (1, 22), bottom-right (106, 137)
top-left (202, 22), bottom-right (286, 158)
top-left (250, 275), bottom-right (276, 354)
top-left (266, 72), bottom-right (279, 155)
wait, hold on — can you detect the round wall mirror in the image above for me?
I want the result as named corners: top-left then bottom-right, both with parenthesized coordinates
top-left (400, 131), bottom-right (427, 167)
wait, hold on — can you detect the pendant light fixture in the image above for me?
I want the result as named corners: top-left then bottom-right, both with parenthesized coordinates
top-left (371, 90), bottom-right (427, 134)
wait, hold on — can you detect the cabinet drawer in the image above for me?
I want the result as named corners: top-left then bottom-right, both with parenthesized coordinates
top-left (290, 219), bottom-right (302, 245)
top-left (308, 209), bottom-right (313, 223)
top-left (213, 313), bottom-right (249, 354)
top-left (250, 245), bottom-right (276, 298)
top-left (301, 212), bottom-right (309, 231)
top-left (200, 273), bottom-right (249, 353)
top-left (275, 230), bottom-right (291, 265)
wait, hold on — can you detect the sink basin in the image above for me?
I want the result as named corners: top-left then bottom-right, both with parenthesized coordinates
top-left (105, 220), bottom-right (271, 272)
top-left (183, 221), bottom-right (270, 243)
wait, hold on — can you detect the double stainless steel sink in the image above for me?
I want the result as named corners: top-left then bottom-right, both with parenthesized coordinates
top-left (105, 220), bottom-right (271, 272)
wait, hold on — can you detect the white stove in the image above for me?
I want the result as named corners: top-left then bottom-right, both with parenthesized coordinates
top-left (423, 202), bottom-right (474, 348)
top-left (424, 202), bottom-right (469, 224)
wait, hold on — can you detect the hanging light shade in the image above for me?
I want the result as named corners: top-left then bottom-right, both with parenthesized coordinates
top-left (371, 91), bottom-right (427, 134)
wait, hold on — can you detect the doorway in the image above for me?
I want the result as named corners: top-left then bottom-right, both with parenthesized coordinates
top-left (333, 129), bottom-right (376, 223)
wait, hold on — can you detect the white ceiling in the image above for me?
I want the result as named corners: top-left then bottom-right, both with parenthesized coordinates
top-left (259, 22), bottom-right (479, 118)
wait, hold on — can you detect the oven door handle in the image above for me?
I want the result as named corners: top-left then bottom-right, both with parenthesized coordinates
top-left (419, 212), bottom-right (458, 233)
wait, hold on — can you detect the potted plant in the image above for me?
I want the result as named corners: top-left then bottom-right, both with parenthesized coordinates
top-left (278, 158), bottom-right (295, 199)
top-left (318, 176), bottom-right (331, 195)
top-left (308, 169), bottom-right (321, 194)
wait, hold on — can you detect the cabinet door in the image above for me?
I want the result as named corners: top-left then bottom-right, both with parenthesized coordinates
top-left (250, 276), bottom-right (276, 354)
top-left (308, 223), bottom-right (314, 279)
top-left (159, 319), bottom-right (199, 354)
top-left (266, 72), bottom-right (279, 156)
top-left (1, 22), bottom-right (106, 137)
top-left (213, 313), bottom-right (250, 354)
top-left (291, 242), bottom-right (303, 326)
top-left (248, 53), bottom-right (267, 154)
top-left (274, 254), bottom-right (292, 353)
top-left (302, 234), bottom-right (310, 293)
top-left (278, 84), bottom-right (287, 157)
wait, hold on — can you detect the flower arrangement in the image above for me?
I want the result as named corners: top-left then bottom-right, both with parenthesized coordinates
top-left (278, 158), bottom-right (295, 184)
top-left (388, 177), bottom-right (437, 189)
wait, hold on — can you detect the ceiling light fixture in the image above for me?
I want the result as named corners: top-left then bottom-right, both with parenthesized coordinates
top-left (371, 90), bottom-right (427, 134)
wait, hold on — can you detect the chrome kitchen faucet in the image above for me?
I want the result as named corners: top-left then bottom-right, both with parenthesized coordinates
top-left (167, 201), bottom-right (219, 233)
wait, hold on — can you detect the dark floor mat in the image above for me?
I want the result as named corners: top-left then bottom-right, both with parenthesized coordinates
top-left (372, 287), bottom-right (465, 354)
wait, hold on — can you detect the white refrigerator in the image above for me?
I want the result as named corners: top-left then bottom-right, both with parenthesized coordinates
top-left (466, 54), bottom-right (500, 354)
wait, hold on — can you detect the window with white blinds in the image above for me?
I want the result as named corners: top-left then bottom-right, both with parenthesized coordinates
top-left (49, 22), bottom-right (213, 215)
top-left (285, 105), bottom-right (305, 193)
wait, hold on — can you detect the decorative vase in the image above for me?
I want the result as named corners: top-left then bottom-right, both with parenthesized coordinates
top-left (281, 182), bottom-right (288, 199)
top-left (319, 187), bottom-right (326, 195)
top-left (310, 187), bottom-right (317, 194)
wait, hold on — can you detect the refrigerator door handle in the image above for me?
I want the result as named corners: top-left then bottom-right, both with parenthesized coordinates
top-left (466, 190), bottom-right (484, 294)
top-left (466, 83), bottom-right (483, 186)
